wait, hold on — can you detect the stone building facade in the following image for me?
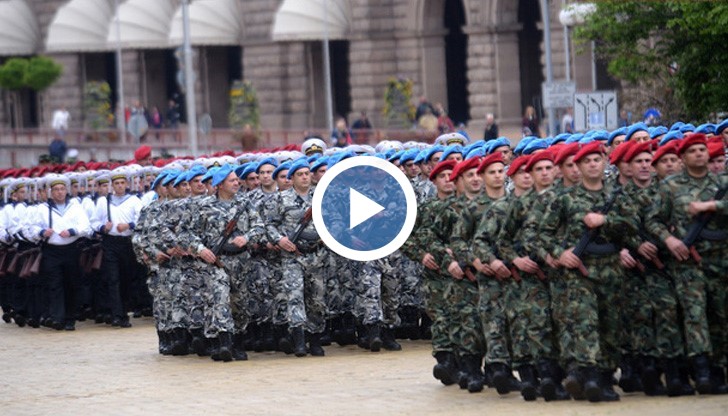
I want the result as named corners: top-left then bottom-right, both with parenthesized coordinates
top-left (1, 0), bottom-right (606, 138)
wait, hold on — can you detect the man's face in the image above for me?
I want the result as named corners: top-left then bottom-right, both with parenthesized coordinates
top-left (71, 182), bottom-right (80, 197)
top-left (177, 181), bottom-right (191, 197)
top-left (709, 155), bottom-right (726, 175)
top-left (112, 178), bottom-right (127, 196)
top-left (630, 131), bottom-right (651, 144)
top-left (189, 175), bottom-right (206, 195)
top-left (611, 135), bottom-right (626, 149)
top-left (681, 144), bottom-right (709, 170)
top-left (258, 164), bottom-right (275, 188)
top-left (654, 153), bottom-right (680, 179)
top-left (617, 161), bottom-right (633, 179)
top-left (482, 163), bottom-right (506, 191)
top-left (629, 152), bottom-right (653, 183)
top-left (245, 173), bottom-right (260, 191)
top-left (512, 167), bottom-right (533, 192)
top-left (312, 167), bottom-right (327, 184)
top-left (50, 184), bottom-right (67, 203)
top-left (402, 160), bottom-right (419, 179)
top-left (291, 168), bottom-right (311, 190)
top-left (530, 160), bottom-right (555, 189)
top-left (433, 170), bottom-right (455, 195)
top-left (98, 182), bottom-right (110, 196)
top-left (12, 186), bottom-right (27, 202)
top-left (559, 156), bottom-right (581, 185)
top-left (276, 171), bottom-right (291, 191)
top-left (445, 153), bottom-right (463, 163)
top-left (578, 153), bottom-right (606, 181)
top-left (458, 168), bottom-right (482, 196)
top-left (219, 172), bottom-right (240, 196)
top-left (493, 146), bottom-right (513, 165)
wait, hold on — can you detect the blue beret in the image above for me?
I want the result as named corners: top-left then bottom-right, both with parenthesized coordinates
top-left (695, 123), bottom-right (715, 135)
top-left (150, 172), bottom-right (169, 190)
top-left (399, 149), bottom-right (420, 164)
top-left (234, 163), bottom-right (251, 178)
top-left (413, 149), bottom-right (427, 165)
top-left (240, 164), bottom-right (258, 180)
top-left (486, 137), bottom-right (511, 154)
top-left (173, 170), bottom-right (191, 187)
top-left (679, 123), bottom-right (695, 133)
top-left (659, 130), bottom-right (684, 147)
top-left (186, 165), bottom-right (207, 181)
top-left (669, 121), bottom-right (684, 131)
top-left (383, 149), bottom-right (397, 159)
top-left (201, 166), bottom-right (220, 183)
top-left (311, 156), bottom-right (329, 172)
top-left (440, 145), bottom-right (464, 161)
top-left (287, 158), bottom-right (311, 180)
top-left (578, 136), bottom-right (595, 145)
top-left (514, 136), bottom-right (537, 154)
top-left (716, 119), bottom-right (728, 135)
top-left (372, 153), bottom-right (387, 160)
top-left (211, 164), bottom-right (234, 187)
top-left (566, 133), bottom-right (584, 144)
top-left (465, 147), bottom-right (485, 160)
top-left (161, 171), bottom-right (180, 186)
top-left (256, 157), bottom-right (279, 173)
top-left (329, 151), bottom-right (355, 168)
top-left (649, 126), bottom-right (668, 138)
top-left (423, 145), bottom-right (445, 162)
top-left (307, 154), bottom-right (321, 164)
top-left (273, 161), bottom-right (292, 179)
top-left (388, 150), bottom-right (405, 163)
top-left (469, 140), bottom-right (486, 149)
top-left (607, 127), bottom-right (627, 146)
top-left (590, 130), bottom-right (609, 142)
top-left (522, 138), bottom-right (549, 155)
top-left (625, 122), bottom-right (649, 141)
top-left (552, 133), bottom-right (571, 145)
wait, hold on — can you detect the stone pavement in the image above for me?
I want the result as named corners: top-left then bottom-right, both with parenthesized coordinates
top-left (1, 318), bottom-right (727, 416)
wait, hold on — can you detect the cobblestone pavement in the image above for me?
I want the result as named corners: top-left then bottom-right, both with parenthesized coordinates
top-left (1, 318), bottom-right (727, 416)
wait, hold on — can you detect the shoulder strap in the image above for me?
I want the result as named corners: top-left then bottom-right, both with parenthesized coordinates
top-left (107, 196), bottom-right (112, 223)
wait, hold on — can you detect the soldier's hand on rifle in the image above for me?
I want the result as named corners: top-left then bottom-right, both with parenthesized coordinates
top-left (583, 212), bottom-right (606, 229)
top-left (104, 221), bottom-right (113, 233)
top-left (232, 236), bottom-right (248, 248)
top-left (688, 200), bottom-right (716, 216)
top-left (513, 256), bottom-right (539, 274)
top-left (665, 236), bottom-right (690, 261)
top-left (59, 230), bottom-right (71, 238)
top-left (422, 253), bottom-right (438, 270)
top-left (464, 267), bottom-right (477, 282)
top-left (447, 261), bottom-right (464, 280)
top-left (43, 228), bottom-right (54, 238)
top-left (199, 248), bottom-right (217, 264)
top-left (558, 248), bottom-right (581, 269)
top-left (267, 242), bottom-right (279, 251)
top-left (637, 241), bottom-right (658, 260)
top-left (619, 248), bottom-right (637, 269)
top-left (155, 252), bottom-right (170, 263)
top-left (545, 254), bottom-right (559, 268)
top-left (278, 236), bottom-right (297, 253)
top-left (116, 223), bottom-right (130, 232)
top-left (489, 259), bottom-right (511, 280)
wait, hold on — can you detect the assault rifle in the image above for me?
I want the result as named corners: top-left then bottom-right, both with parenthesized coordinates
top-left (681, 185), bottom-right (727, 263)
top-left (289, 207), bottom-right (313, 245)
top-left (211, 208), bottom-right (245, 267)
top-left (571, 186), bottom-right (623, 277)
top-left (510, 241), bottom-right (547, 282)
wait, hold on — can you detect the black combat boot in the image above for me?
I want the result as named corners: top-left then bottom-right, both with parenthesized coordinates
top-left (490, 362), bottom-right (512, 395)
top-left (157, 330), bottom-right (170, 355)
top-left (517, 364), bottom-right (539, 401)
top-left (381, 327), bottom-right (402, 351)
top-left (232, 332), bottom-right (248, 361)
top-left (211, 332), bottom-right (233, 362)
top-left (276, 325), bottom-right (294, 354)
top-left (308, 332), bottom-right (325, 357)
top-left (1, 309), bottom-right (13, 324)
top-left (356, 324), bottom-right (369, 349)
top-left (367, 324), bottom-right (382, 352)
top-left (564, 367), bottom-right (585, 400)
top-left (600, 369), bottom-right (621, 401)
top-left (663, 358), bottom-right (684, 397)
top-left (419, 312), bottom-right (432, 340)
top-left (582, 366), bottom-right (603, 402)
top-left (330, 316), bottom-right (344, 345)
top-left (710, 366), bottom-right (728, 395)
top-left (691, 353), bottom-right (713, 395)
top-left (14, 313), bottom-right (26, 327)
top-left (464, 355), bottom-right (484, 393)
top-left (433, 351), bottom-right (457, 386)
top-left (340, 312), bottom-right (358, 345)
top-left (618, 355), bottom-right (643, 393)
top-left (537, 359), bottom-right (558, 401)
top-left (678, 357), bottom-right (696, 396)
top-left (641, 355), bottom-right (666, 396)
top-left (292, 327), bottom-right (307, 357)
top-left (259, 322), bottom-right (276, 351)
top-left (457, 356), bottom-right (470, 390)
top-left (190, 328), bottom-right (207, 356)
top-left (548, 360), bottom-right (572, 400)
top-left (168, 328), bottom-right (189, 356)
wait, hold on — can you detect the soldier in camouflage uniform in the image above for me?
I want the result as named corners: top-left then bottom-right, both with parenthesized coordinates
top-left (265, 160), bottom-right (328, 357)
top-left (646, 134), bottom-right (728, 395)
top-left (540, 142), bottom-right (637, 402)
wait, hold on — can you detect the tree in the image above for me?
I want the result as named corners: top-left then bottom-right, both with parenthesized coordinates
top-left (573, 1), bottom-right (728, 122)
top-left (0, 56), bottom-right (63, 128)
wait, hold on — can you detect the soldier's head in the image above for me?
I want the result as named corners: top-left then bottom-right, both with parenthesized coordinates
top-left (678, 134), bottom-right (709, 172)
top-left (256, 159), bottom-right (278, 190)
top-left (479, 153), bottom-right (506, 194)
top-left (625, 142), bottom-right (654, 187)
top-left (429, 160), bottom-right (456, 197)
top-left (217, 171), bottom-right (240, 199)
top-left (450, 157), bottom-right (482, 197)
top-left (47, 176), bottom-right (69, 204)
top-left (288, 160), bottom-right (311, 193)
top-left (507, 156), bottom-right (532, 195)
top-left (245, 172), bottom-right (260, 191)
top-left (708, 142), bottom-right (726, 175)
top-left (10, 181), bottom-right (27, 202)
top-left (525, 151), bottom-right (555, 191)
top-left (652, 142), bottom-right (680, 179)
top-left (96, 179), bottom-right (110, 197)
top-left (111, 177), bottom-right (127, 196)
top-left (188, 173), bottom-right (206, 196)
top-left (574, 142), bottom-right (607, 182)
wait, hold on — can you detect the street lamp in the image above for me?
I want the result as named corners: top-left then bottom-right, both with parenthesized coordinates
top-left (182, 0), bottom-right (198, 156)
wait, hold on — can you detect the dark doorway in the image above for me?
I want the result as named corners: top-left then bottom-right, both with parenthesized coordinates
top-left (444, 0), bottom-right (469, 126)
top-left (518, 0), bottom-right (544, 117)
top-left (165, 49), bottom-right (185, 123)
top-left (204, 46), bottom-right (242, 128)
top-left (329, 40), bottom-right (351, 121)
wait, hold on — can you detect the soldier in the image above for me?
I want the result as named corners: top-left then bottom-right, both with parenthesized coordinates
top-left (646, 134), bottom-right (728, 395)
top-left (540, 141), bottom-right (637, 402)
top-left (553, 142), bottom-right (581, 190)
top-left (266, 159), bottom-right (328, 357)
top-left (1, 178), bottom-right (31, 326)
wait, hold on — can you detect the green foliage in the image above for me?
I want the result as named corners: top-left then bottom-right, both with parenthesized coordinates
top-left (83, 81), bottom-right (113, 130)
top-left (0, 58), bottom-right (29, 90)
top-left (382, 77), bottom-right (415, 128)
top-left (573, 1), bottom-right (728, 121)
top-left (228, 80), bottom-right (260, 130)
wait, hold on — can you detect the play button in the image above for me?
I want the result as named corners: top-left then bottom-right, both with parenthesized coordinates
top-left (313, 155), bottom-right (417, 262)
top-left (349, 188), bottom-right (384, 229)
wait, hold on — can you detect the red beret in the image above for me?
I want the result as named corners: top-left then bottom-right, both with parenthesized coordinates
top-left (429, 160), bottom-right (457, 181)
top-left (3, 169), bottom-right (16, 178)
top-left (506, 155), bottom-right (530, 177)
top-left (554, 143), bottom-right (580, 165)
top-left (651, 142), bottom-right (679, 165)
top-left (478, 152), bottom-right (506, 174)
top-left (525, 150), bottom-right (554, 172)
top-left (678, 133), bottom-right (707, 155)
top-left (573, 141), bottom-right (606, 164)
top-left (134, 145), bottom-right (152, 161)
top-left (609, 140), bottom-right (636, 165)
top-left (623, 141), bottom-right (654, 164)
top-left (708, 142), bottom-right (725, 160)
top-left (707, 136), bottom-right (723, 145)
top-left (154, 159), bottom-right (168, 168)
top-left (449, 157), bottom-right (481, 182)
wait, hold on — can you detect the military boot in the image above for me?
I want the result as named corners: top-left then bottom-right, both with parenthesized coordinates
top-left (600, 370), bottom-right (621, 402)
top-left (340, 312), bottom-right (358, 345)
top-left (276, 325), bottom-right (294, 354)
top-left (190, 328), bottom-right (207, 356)
top-left (419, 312), bottom-right (432, 340)
top-left (641, 356), bottom-right (666, 396)
top-left (548, 360), bottom-right (572, 401)
top-left (490, 362), bottom-right (512, 395)
top-left (517, 365), bottom-right (539, 401)
top-left (157, 330), bottom-right (170, 355)
top-left (564, 367), bottom-right (585, 400)
top-left (663, 358), bottom-right (684, 397)
top-left (168, 328), bottom-right (189, 356)
top-left (356, 324), bottom-right (369, 350)
top-left (367, 324), bottom-right (382, 352)
top-left (308, 332), bottom-right (325, 357)
top-left (537, 359), bottom-right (558, 401)
top-left (678, 357), bottom-right (696, 396)
top-left (259, 322), bottom-right (276, 351)
top-left (292, 327), bottom-right (307, 357)
top-left (232, 333), bottom-right (248, 361)
top-left (464, 355), bottom-right (484, 393)
top-left (211, 332), bottom-right (233, 362)
top-left (2, 308), bottom-right (14, 323)
top-left (330, 316), bottom-right (344, 345)
top-left (381, 327), bottom-right (402, 351)
top-left (691, 353), bottom-right (713, 395)
top-left (710, 366), bottom-right (728, 394)
top-left (433, 351), bottom-right (457, 386)
top-left (618, 355), bottom-right (643, 393)
top-left (583, 366), bottom-right (603, 403)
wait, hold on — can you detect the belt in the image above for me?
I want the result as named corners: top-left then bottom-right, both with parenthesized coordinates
top-left (583, 242), bottom-right (618, 256)
top-left (296, 240), bottom-right (323, 254)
